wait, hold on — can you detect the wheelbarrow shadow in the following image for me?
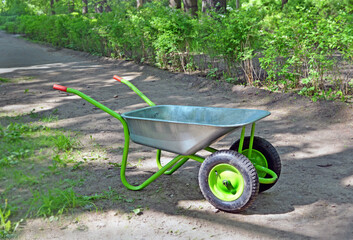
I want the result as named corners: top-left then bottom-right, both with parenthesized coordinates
top-left (104, 140), bottom-right (353, 217)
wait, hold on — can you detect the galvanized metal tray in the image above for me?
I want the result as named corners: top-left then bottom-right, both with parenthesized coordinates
top-left (122, 105), bottom-right (270, 155)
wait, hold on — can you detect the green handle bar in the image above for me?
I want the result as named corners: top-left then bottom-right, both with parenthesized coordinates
top-left (113, 75), bottom-right (156, 107)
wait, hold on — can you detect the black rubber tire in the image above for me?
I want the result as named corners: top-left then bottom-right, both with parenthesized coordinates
top-left (230, 136), bottom-right (281, 192)
top-left (198, 150), bottom-right (259, 213)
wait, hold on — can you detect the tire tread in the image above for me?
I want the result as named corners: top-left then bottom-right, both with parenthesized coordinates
top-left (198, 150), bottom-right (259, 213)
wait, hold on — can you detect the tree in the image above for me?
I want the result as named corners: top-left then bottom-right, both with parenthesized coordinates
top-left (50, 0), bottom-right (55, 15)
top-left (137, 0), bottom-right (144, 8)
top-left (136, 0), bottom-right (153, 9)
top-left (82, 0), bottom-right (88, 14)
top-left (183, 0), bottom-right (198, 16)
top-left (170, 0), bottom-right (181, 9)
top-left (202, 0), bottom-right (226, 13)
top-left (95, 0), bottom-right (111, 13)
top-left (2, 0), bottom-right (28, 15)
top-left (281, 0), bottom-right (288, 10)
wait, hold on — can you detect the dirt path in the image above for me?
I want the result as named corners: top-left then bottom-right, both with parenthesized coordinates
top-left (1, 31), bottom-right (353, 240)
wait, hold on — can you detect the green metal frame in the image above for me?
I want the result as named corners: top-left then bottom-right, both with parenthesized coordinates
top-left (237, 123), bottom-right (278, 184)
top-left (62, 78), bottom-right (277, 191)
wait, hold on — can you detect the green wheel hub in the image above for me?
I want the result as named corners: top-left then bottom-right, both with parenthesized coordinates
top-left (242, 149), bottom-right (268, 178)
top-left (208, 164), bottom-right (245, 201)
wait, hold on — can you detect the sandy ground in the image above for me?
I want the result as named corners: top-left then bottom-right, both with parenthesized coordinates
top-left (1, 31), bottom-right (353, 240)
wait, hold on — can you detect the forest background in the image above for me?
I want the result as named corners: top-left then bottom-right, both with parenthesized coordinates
top-left (1, 0), bottom-right (353, 101)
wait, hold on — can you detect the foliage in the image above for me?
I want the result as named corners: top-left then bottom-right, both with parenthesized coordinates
top-left (259, 6), bottom-right (352, 99)
top-left (1, 0), bottom-right (353, 100)
top-left (0, 0), bottom-right (30, 15)
top-left (197, 6), bottom-right (264, 84)
top-left (0, 200), bottom-right (19, 239)
top-left (147, 4), bottom-right (195, 69)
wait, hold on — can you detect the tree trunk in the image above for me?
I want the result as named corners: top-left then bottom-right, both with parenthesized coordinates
top-left (50, 0), bottom-right (55, 15)
top-left (201, 0), bottom-right (207, 13)
top-left (183, 0), bottom-right (198, 16)
top-left (137, 0), bottom-right (144, 8)
top-left (281, 0), bottom-right (288, 10)
top-left (236, 0), bottom-right (240, 9)
top-left (95, 1), bottom-right (103, 13)
top-left (170, 0), bottom-right (181, 9)
top-left (202, 0), bottom-right (226, 13)
top-left (82, 0), bottom-right (88, 14)
top-left (95, 0), bottom-right (111, 13)
top-left (136, 0), bottom-right (152, 8)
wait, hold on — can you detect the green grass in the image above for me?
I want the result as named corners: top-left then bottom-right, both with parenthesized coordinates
top-left (0, 118), bottom-right (132, 237)
top-left (0, 200), bottom-right (20, 239)
top-left (0, 121), bottom-right (84, 236)
top-left (30, 188), bottom-right (95, 217)
top-left (0, 122), bottom-right (79, 167)
top-left (0, 77), bottom-right (10, 83)
top-left (40, 115), bottom-right (59, 122)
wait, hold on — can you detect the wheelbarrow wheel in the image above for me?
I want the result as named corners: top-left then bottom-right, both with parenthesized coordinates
top-left (230, 136), bottom-right (281, 192)
top-left (198, 150), bottom-right (259, 213)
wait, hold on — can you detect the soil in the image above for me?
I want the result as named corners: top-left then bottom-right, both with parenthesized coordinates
top-left (1, 31), bottom-right (353, 240)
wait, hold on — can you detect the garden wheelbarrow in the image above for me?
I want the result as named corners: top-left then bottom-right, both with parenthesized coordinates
top-left (52, 75), bottom-right (281, 212)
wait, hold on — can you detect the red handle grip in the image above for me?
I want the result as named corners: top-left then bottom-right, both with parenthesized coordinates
top-left (113, 75), bottom-right (123, 82)
top-left (53, 84), bottom-right (67, 92)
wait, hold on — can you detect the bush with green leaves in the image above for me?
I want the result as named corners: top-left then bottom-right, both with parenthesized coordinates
top-left (259, 7), bottom-right (353, 99)
top-left (2, 0), bottom-right (353, 100)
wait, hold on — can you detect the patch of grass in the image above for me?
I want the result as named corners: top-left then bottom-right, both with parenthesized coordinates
top-left (0, 121), bottom-right (84, 231)
top-left (53, 133), bottom-right (79, 152)
top-left (0, 123), bottom-right (44, 166)
top-left (59, 178), bottom-right (86, 188)
top-left (27, 187), bottom-right (134, 218)
top-left (13, 170), bottom-right (39, 186)
top-left (0, 200), bottom-right (20, 239)
top-left (41, 109), bottom-right (59, 123)
top-left (0, 118), bottom-right (118, 237)
top-left (0, 122), bottom-right (80, 168)
top-left (29, 108), bottom-right (38, 118)
top-left (0, 76), bottom-right (34, 84)
top-left (0, 77), bottom-right (10, 83)
top-left (41, 115), bottom-right (59, 123)
top-left (30, 187), bottom-right (96, 217)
